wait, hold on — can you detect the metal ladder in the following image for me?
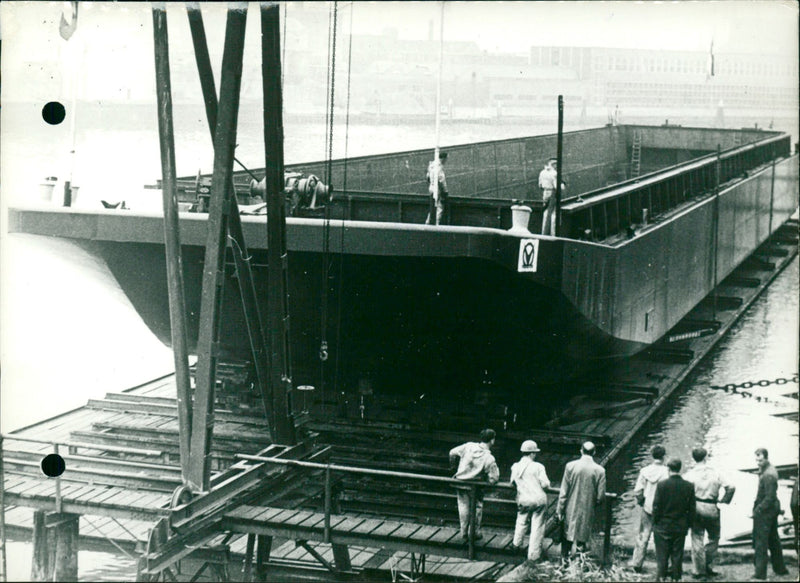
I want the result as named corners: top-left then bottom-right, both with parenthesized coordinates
top-left (630, 130), bottom-right (642, 178)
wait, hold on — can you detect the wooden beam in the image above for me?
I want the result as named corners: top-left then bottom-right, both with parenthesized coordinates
top-left (186, 2), bottom-right (273, 433)
top-left (261, 2), bottom-right (296, 445)
top-left (151, 2), bottom-right (193, 485)
top-left (190, 3), bottom-right (249, 492)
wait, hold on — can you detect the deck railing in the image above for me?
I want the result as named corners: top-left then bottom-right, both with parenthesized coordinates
top-left (560, 133), bottom-right (791, 242)
top-left (235, 453), bottom-right (618, 563)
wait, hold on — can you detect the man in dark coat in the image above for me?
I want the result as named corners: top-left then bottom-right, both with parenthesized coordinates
top-left (752, 448), bottom-right (788, 579)
top-left (652, 457), bottom-right (695, 582)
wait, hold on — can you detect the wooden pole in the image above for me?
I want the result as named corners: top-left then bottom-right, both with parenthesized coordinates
top-left (30, 511), bottom-right (54, 581)
top-left (152, 2), bottom-right (194, 486)
top-left (255, 535), bottom-right (271, 581)
top-left (554, 95), bottom-right (564, 236)
top-left (190, 3), bottom-right (248, 491)
top-left (52, 514), bottom-right (79, 582)
top-left (186, 2), bottom-right (273, 432)
top-left (712, 145), bottom-right (721, 320)
top-left (261, 2), bottom-right (296, 445)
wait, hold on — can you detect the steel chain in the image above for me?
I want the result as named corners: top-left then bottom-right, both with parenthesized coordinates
top-left (709, 374), bottom-right (798, 401)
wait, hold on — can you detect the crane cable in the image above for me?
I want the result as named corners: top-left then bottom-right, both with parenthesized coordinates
top-left (333, 2), bottom-right (355, 404)
top-left (320, 1), bottom-right (338, 407)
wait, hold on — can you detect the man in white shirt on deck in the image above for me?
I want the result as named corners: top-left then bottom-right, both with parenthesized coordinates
top-left (538, 157), bottom-right (563, 235)
top-left (629, 445), bottom-right (669, 573)
top-left (425, 151), bottom-right (449, 225)
top-left (684, 447), bottom-right (735, 578)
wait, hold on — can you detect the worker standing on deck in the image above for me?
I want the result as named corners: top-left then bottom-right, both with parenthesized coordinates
top-left (628, 445), bottom-right (669, 573)
top-left (557, 441), bottom-right (606, 560)
top-left (683, 447), bottom-right (735, 578)
top-left (449, 428), bottom-right (500, 542)
top-left (752, 447), bottom-right (789, 580)
top-left (538, 157), bottom-right (563, 236)
top-left (652, 457), bottom-right (695, 582)
top-left (425, 151), bottom-right (449, 226)
top-left (510, 440), bottom-right (551, 560)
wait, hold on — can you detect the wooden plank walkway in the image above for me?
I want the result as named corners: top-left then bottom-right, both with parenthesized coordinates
top-left (224, 505), bottom-right (525, 563)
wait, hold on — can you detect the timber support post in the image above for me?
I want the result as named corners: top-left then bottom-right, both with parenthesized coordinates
top-left (152, 1), bottom-right (193, 485)
top-left (255, 535), bottom-right (271, 581)
top-left (261, 2), bottom-right (296, 445)
top-left (31, 511), bottom-right (79, 582)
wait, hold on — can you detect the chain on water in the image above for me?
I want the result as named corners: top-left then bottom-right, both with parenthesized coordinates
top-left (708, 373), bottom-right (799, 401)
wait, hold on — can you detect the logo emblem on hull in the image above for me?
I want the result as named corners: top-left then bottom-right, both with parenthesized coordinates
top-left (518, 238), bottom-right (539, 272)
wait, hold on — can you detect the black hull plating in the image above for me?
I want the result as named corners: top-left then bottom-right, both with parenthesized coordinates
top-left (93, 241), bottom-right (636, 398)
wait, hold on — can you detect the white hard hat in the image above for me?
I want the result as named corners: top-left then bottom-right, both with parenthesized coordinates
top-left (521, 440), bottom-right (540, 453)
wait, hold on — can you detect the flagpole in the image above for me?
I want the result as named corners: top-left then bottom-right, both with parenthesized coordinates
top-left (64, 43), bottom-right (79, 207)
top-left (61, 3), bottom-right (80, 207)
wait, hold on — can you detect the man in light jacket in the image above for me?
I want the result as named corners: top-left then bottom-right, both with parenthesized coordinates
top-left (557, 441), bottom-right (606, 559)
top-left (510, 440), bottom-right (551, 561)
top-left (449, 428), bottom-right (500, 541)
top-left (683, 446), bottom-right (735, 578)
top-left (629, 445), bottom-right (669, 573)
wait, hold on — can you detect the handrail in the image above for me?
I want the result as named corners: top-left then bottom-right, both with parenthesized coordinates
top-left (565, 133), bottom-right (789, 210)
top-left (235, 452), bottom-right (618, 562)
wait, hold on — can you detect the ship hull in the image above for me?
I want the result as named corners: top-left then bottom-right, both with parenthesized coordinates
top-left (8, 126), bottom-right (798, 402)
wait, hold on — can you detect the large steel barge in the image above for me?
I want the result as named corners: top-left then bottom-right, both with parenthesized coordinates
top-left (8, 124), bottom-right (798, 401)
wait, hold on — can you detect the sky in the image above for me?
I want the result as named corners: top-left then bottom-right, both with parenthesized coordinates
top-left (1, 1), bottom-right (797, 103)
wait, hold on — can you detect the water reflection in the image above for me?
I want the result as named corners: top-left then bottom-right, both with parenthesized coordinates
top-left (613, 256), bottom-right (799, 545)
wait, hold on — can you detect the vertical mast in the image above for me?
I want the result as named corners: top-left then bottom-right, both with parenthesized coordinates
top-left (555, 95), bottom-right (564, 236)
top-left (431, 2), bottom-right (445, 211)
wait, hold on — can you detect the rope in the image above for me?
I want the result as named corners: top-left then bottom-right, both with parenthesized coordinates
top-left (332, 2), bottom-right (354, 408)
top-left (320, 1), bottom-right (338, 406)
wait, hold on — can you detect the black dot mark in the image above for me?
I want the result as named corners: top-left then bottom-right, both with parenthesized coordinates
top-left (42, 101), bottom-right (66, 125)
top-left (41, 453), bottom-right (66, 477)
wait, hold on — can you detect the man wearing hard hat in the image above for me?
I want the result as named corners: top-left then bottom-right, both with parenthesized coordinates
top-left (510, 440), bottom-right (551, 561)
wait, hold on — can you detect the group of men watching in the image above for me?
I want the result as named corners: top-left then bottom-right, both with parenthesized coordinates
top-left (449, 431), bottom-right (794, 581)
top-left (449, 431), bottom-right (606, 563)
top-left (631, 445), bottom-right (789, 581)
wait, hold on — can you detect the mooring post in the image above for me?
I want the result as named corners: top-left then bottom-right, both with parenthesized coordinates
top-left (152, 1), bottom-right (194, 486)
